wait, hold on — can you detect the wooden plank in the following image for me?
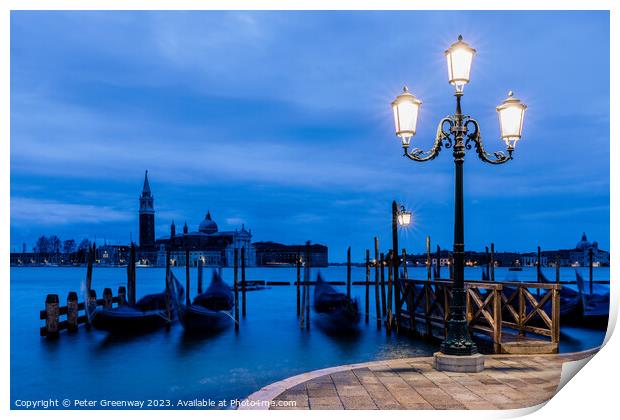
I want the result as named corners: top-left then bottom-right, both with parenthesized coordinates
top-left (552, 288), bottom-right (560, 343)
top-left (493, 287), bottom-right (502, 345)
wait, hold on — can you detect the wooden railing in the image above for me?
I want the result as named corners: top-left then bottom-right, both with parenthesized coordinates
top-left (398, 279), bottom-right (561, 353)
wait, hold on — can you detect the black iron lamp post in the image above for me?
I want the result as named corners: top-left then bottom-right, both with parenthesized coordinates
top-left (390, 35), bottom-right (527, 357)
top-left (391, 202), bottom-right (412, 330)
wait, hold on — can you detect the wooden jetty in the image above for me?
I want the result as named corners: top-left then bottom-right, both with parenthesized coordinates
top-left (397, 277), bottom-right (561, 354)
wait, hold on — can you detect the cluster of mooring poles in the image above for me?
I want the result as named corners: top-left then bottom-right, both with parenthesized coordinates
top-left (39, 230), bottom-right (599, 340)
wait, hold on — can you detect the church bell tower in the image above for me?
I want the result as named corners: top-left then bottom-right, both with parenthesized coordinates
top-left (139, 170), bottom-right (155, 249)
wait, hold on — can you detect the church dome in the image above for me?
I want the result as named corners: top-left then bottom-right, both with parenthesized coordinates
top-left (199, 211), bottom-right (218, 234)
top-left (576, 232), bottom-right (591, 250)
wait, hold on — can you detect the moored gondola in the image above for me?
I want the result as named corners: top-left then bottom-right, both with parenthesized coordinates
top-left (171, 270), bottom-right (235, 332)
top-left (576, 271), bottom-right (609, 328)
top-left (88, 278), bottom-right (184, 335)
top-left (313, 273), bottom-right (360, 331)
top-left (540, 271), bottom-right (582, 323)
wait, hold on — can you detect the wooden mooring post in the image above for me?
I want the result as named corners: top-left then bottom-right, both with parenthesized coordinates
top-left (537, 246), bottom-right (542, 282)
top-left (45, 294), bottom-right (60, 338)
top-left (241, 246), bottom-right (247, 317)
top-left (490, 243), bottom-right (496, 281)
top-left (86, 243), bottom-right (95, 293)
top-left (300, 241), bottom-right (311, 330)
top-left (300, 259), bottom-right (307, 329)
top-left (386, 251), bottom-right (393, 333)
top-left (426, 236), bottom-right (431, 280)
top-left (589, 248), bottom-right (594, 295)
top-left (103, 288), bottom-right (113, 309)
top-left (346, 247), bottom-right (352, 299)
top-left (185, 249), bottom-right (191, 306)
top-left (365, 249), bottom-right (370, 324)
top-left (305, 242), bottom-right (311, 329)
top-left (485, 246), bottom-right (490, 279)
top-left (165, 250), bottom-right (172, 321)
top-left (66, 292), bottom-right (79, 332)
top-left (380, 252), bottom-right (387, 319)
top-left (197, 258), bottom-right (204, 294)
top-left (296, 253), bottom-right (301, 317)
top-left (374, 237), bottom-right (381, 329)
top-left (537, 246), bottom-right (542, 298)
top-left (556, 256), bottom-right (561, 284)
top-left (117, 286), bottom-right (127, 306)
top-left (436, 245), bottom-right (441, 279)
top-left (127, 243), bottom-right (136, 305)
top-left (402, 248), bottom-right (408, 279)
top-left (234, 248), bottom-right (239, 331)
top-left (87, 289), bottom-right (97, 324)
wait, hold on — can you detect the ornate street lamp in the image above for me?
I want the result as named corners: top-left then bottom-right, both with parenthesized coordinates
top-left (390, 35), bottom-right (527, 369)
top-left (396, 205), bottom-right (412, 227)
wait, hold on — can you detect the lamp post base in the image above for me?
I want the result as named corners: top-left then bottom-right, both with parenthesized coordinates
top-left (433, 352), bottom-right (485, 373)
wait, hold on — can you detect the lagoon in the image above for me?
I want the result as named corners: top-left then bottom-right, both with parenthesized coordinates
top-left (10, 266), bottom-right (608, 409)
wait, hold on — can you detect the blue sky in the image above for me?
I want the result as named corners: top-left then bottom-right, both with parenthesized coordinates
top-left (10, 11), bottom-right (610, 261)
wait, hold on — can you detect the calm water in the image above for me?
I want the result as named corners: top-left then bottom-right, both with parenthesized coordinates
top-left (10, 266), bottom-right (608, 409)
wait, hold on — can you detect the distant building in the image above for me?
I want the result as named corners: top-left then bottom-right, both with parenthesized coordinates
top-left (155, 213), bottom-right (255, 267)
top-left (98, 244), bottom-right (130, 266)
top-left (253, 241), bottom-right (328, 267)
top-left (520, 252), bottom-right (547, 267)
top-left (138, 171), bottom-right (155, 250)
top-left (134, 172), bottom-right (255, 267)
top-left (538, 233), bottom-right (609, 267)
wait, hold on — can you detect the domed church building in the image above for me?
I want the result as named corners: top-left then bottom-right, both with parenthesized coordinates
top-left (135, 171), bottom-right (254, 267)
top-left (155, 211), bottom-right (254, 267)
top-left (569, 232), bottom-right (609, 267)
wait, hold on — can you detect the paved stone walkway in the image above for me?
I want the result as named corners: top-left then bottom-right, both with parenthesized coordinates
top-left (244, 349), bottom-right (597, 410)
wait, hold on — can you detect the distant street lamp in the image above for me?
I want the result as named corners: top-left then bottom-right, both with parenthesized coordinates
top-left (391, 201), bottom-right (412, 331)
top-left (390, 35), bottom-right (527, 365)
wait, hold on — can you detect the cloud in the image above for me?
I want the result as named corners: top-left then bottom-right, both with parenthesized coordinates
top-left (10, 197), bottom-right (131, 226)
top-left (516, 205), bottom-right (610, 221)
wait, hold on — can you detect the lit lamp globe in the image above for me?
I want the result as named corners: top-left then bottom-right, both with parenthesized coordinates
top-left (397, 208), bottom-right (412, 227)
top-left (391, 86), bottom-right (422, 147)
top-left (496, 91), bottom-right (527, 149)
top-left (445, 35), bottom-right (476, 93)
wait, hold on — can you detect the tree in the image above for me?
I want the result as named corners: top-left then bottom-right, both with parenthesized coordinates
top-left (77, 238), bottom-right (91, 251)
top-left (35, 236), bottom-right (50, 254)
top-left (49, 235), bottom-right (61, 254)
top-left (63, 239), bottom-right (76, 254)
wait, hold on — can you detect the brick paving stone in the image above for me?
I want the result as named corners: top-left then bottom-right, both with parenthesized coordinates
top-left (308, 396), bottom-right (343, 409)
top-left (267, 352), bottom-right (594, 410)
top-left (340, 395), bottom-right (378, 409)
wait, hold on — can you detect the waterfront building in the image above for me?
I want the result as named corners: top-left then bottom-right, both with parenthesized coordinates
top-left (520, 253), bottom-right (548, 267)
top-left (97, 244), bottom-right (130, 266)
top-left (537, 233), bottom-right (609, 267)
top-left (154, 213), bottom-right (255, 267)
top-left (253, 241), bottom-right (328, 267)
